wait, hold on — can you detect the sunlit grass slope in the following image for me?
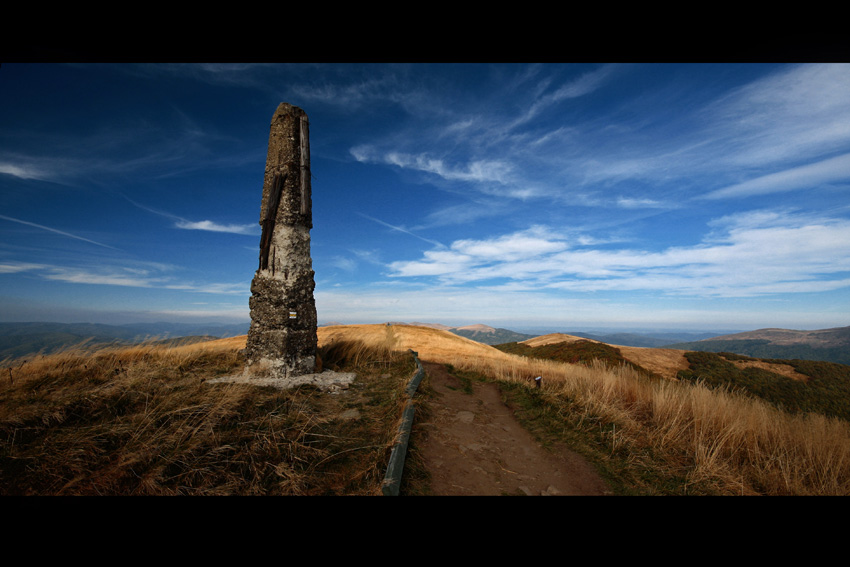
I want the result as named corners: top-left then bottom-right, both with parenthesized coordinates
top-left (320, 324), bottom-right (850, 495)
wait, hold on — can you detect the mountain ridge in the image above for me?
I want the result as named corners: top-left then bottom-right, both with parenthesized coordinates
top-left (3, 320), bottom-right (848, 365)
top-left (665, 325), bottom-right (850, 365)
top-left (700, 325), bottom-right (850, 347)
top-left (384, 322), bottom-right (535, 345)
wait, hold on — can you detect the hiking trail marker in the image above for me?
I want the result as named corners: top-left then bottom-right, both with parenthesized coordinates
top-left (245, 102), bottom-right (318, 378)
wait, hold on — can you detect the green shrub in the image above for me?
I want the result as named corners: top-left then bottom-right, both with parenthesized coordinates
top-left (677, 351), bottom-right (850, 422)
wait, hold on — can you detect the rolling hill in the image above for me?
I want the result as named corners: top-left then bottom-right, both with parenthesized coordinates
top-left (498, 332), bottom-right (690, 380)
top-left (320, 323), bottom-right (518, 366)
top-left (666, 325), bottom-right (850, 365)
top-left (385, 322), bottom-right (536, 345)
top-left (319, 325), bottom-right (850, 423)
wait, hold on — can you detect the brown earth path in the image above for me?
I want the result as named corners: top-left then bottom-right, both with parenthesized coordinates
top-left (414, 361), bottom-right (611, 496)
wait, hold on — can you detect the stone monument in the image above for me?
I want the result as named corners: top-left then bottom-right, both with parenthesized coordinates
top-left (245, 102), bottom-right (318, 378)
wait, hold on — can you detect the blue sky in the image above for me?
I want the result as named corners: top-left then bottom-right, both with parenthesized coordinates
top-left (1, 62), bottom-right (849, 331)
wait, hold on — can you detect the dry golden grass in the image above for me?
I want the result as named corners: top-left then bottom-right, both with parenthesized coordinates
top-left (451, 349), bottom-right (850, 495)
top-left (0, 335), bottom-right (416, 495)
top-left (319, 324), bottom-right (517, 366)
top-left (520, 332), bottom-right (600, 347)
top-left (613, 346), bottom-right (691, 381)
top-left (6, 324), bottom-right (848, 495)
top-left (325, 324), bottom-right (850, 495)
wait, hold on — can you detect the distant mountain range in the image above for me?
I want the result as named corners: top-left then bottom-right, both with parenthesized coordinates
top-left (665, 326), bottom-right (850, 365)
top-left (3, 320), bottom-right (848, 366)
top-left (384, 322), bottom-right (712, 348)
top-left (0, 321), bottom-right (249, 360)
top-left (385, 322), bottom-right (850, 365)
top-left (385, 322), bottom-right (537, 345)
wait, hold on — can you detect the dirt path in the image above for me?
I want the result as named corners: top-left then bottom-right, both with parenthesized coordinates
top-left (415, 361), bottom-right (611, 496)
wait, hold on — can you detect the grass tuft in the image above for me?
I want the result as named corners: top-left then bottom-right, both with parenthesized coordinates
top-left (438, 349), bottom-right (850, 495)
top-left (1, 338), bottom-right (417, 495)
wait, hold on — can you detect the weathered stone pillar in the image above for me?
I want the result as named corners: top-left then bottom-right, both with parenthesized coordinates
top-left (245, 102), bottom-right (317, 378)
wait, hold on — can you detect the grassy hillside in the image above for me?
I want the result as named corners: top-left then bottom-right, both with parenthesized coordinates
top-left (0, 335), bottom-right (416, 495)
top-left (4, 323), bottom-right (850, 495)
top-left (678, 351), bottom-right (850, 422)
top-left (450, 327), bottom-right (536, 345)
top-left (664, 338), bottom-right (850, 365)
top-left (710, 325), bottom-right (850, 347)
top-left (435, 348), bottom-right (850, 495)
top-left (498, 333), bottom-right (850, 423)
top-left (494, 339), bottom-right (661, 379)
top-left (334, 326), bottom-right (850, 494)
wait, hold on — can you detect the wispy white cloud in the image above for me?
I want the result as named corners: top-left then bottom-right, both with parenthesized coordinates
top-left (702, 63), bottom-right (850, 168)
top-left (386, 210), bottom-right (850, 298)
top-left (174, 219), bottom-right (257, 235)
top-left (345, 65), bottom-right (622, 207)
top-left (1, 261), bottom-right (170, 288)
top-left (0, 260), bottom-right (248, 295)
top-left (0, 214), bottom-right (120, 250)
top-left (0, 261), bottom-right (48, 274)
top-left (342, 65), bottom-right (831, 214)
top-left (703, 152), bottom-right (850, 199)
top-left (0, 152), bottom-right (91, 183)
top-left (510, 64), bottom-right (619, 129)
top-left (357, 213), bottom-right (445, 248)
top-left (615, 196), bottom-right (672, 209)
top-left (125, 197), bottom-right (258, 235)
top-left (0, 162), bottom-right (50, 180)
top-left (389, 226), bottom-right (568, 278)
top-left (165, 282), bottom-right (249, 295)
top-left (414, 198), bottom-right (513, 229)
top-left (286, 65), bottom-right (425, 111)
top-left (42, 267), bottom-right (165, 288)
top-left (351, 146), bottom-right (514, 186)
top-left (350, 249), bottom-right (385, 266)
top-left (536, 64), bottom-right (850, 201)
top-left (328, 256), bottom-right (357, 272)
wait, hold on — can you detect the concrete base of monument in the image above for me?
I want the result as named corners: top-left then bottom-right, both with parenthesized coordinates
top-left (208, 369), bottom-right (357, 393)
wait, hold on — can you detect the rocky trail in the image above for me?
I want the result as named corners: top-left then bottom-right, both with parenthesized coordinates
top-left (414, 361), bottom-right (611, 496)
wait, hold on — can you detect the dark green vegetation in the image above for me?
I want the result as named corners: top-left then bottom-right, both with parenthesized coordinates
top-left (494, 340), bottom-right (660, 379)
top-left (449, 327), bottom-right (536, 345)
top-left (497, 338), bottom-right (850, 423)
top-left (575, 331), bottom-right (720, 348)
top-left (667, 336), bottom-right (850, 365)
top-left (677, 351), bottom-right (850, 422)
top-left (0, 340), bottom-right (416, 495)
top-left (669, 327), bottom-right (850, 364)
